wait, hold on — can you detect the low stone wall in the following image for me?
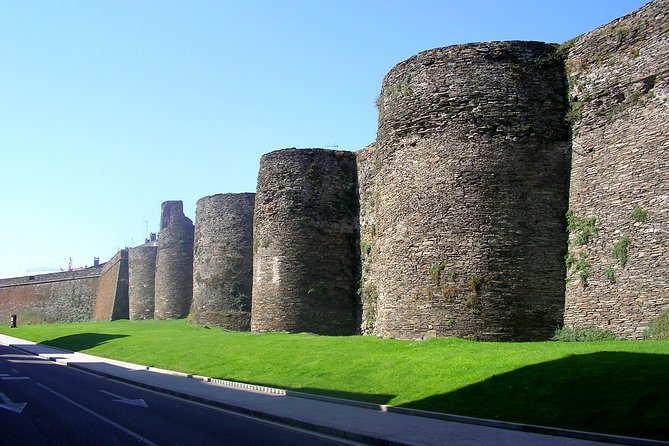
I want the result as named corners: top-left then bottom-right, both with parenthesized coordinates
top-left (191, 193), bottom-right (255, 329)
top-left (0, 269), bottom-right (102, 324)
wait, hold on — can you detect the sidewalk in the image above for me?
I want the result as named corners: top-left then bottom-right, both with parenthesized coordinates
top-left (0, 333), bottom-right (663, 446)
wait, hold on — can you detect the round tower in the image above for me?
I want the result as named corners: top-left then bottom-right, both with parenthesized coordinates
top-left (128, 241), bottom-right (157, 320)
top-left (358, 41), bottom-right (571, 340)
top-left (251, 148), bottom-right (359, 335)
top-left (154, 200), bottom-right (194, 319)
top-left (191, 193), bottom-right (255, 330)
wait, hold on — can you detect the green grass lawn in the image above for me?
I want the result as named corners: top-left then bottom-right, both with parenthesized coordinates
top-left (1, 319), bottom-right (667, 440)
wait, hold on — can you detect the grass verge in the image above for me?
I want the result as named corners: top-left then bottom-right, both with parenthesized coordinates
top-left (1, 319), bottom-right (667, 441)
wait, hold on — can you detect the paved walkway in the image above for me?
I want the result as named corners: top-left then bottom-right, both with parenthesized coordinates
top-left (0, 333), bottom-right (663, 446)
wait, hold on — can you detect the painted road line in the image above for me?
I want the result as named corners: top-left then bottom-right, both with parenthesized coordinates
top-left (99, 389), bottom-right (149, 408)
top-left (0, 391), bottom-right (27, 413)
top-left (37, 384), bottom-right (158, 446)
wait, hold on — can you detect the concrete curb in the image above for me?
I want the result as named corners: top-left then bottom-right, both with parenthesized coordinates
top-left (1, 336), bottom-right (667, 446)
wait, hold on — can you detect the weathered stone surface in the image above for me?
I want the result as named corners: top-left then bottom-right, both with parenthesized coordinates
top-left (93, 249), bottom-right (129, 321)
top-left (154, 201), bottom-right (194, 319)
top-left (563, 0), bottom-right (669, 338)
top-left (0, 269), bottom-right (102, 324)
top-left (191, 193), bottom-right (255, 330)
top-left (359, 41), bottom-right (571, 341)
top-left (251, 148), bottom-right (359, 335)
top-left (128, 242), bottom-right (157, 320)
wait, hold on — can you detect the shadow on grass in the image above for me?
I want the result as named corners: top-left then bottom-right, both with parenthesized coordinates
top-left (401, 352), bottom-right (669, 441)
top-left (43, 333), bottom-right (129, 352)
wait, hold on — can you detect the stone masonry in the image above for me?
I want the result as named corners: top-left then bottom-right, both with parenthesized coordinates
top-left (0, 269), bottom-right (102, 324)
top-left (191, 193), bottom-right (255, 330)
top-left (154, 201), bottom-right (195, 319)
top-left (128, 240), bottom-right (158, 320)
top-left (251, 149), bottom-right (359, 335)
top-left (358, 41), bottom-right (571, 341)
top-left (563, 0), bottom-right (669, 338)
top-left (93, 249), bottom-right (129, 321)
top-left (0, 1), bottom-right (665, 340)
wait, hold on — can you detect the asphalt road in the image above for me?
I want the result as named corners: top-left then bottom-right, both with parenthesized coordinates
top-left (0, 344), bottom-right (361, 446)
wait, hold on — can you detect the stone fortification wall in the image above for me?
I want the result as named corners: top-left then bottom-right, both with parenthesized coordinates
top-left (191, 193), bottom-right (255, 329)
top-left (0, 268), bottom-right (102, 324)
top-left (128, 242), bottom-right (157, 320)
top-left (93, 249), bottom-right (129, 321)
top-left (358, 41), bottom-right (571, 340)
top-left (251, 148), bottom-right (359, 335)
top-left (563, 0), bottom-right (669, 338)
top-left (154, 201), bottom-right (195, 319)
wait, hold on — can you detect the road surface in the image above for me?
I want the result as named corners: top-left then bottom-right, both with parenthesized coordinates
top-left (0, 344), bottom-right (362, 445)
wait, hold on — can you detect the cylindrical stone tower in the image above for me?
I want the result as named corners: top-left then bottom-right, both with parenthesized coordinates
top-left (358, 41), bottom-right (571, 340)
top-left (191, 193), bottom-right (255, 330)
top-left (251, 148), bottom-right (359, 335)
top-left (154, 200), bottom-right (195, 319)
top-left (128, 241), bottom-right (157, 320)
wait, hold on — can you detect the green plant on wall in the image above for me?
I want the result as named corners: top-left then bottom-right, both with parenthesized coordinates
top-left (565, 100), bottom-right (582, 124)
top-left (604, 267), bottom-right (616, 284)
top-left (566, 210), bottom-right (599, 246)
top-left (644, 309), bottom-right (669, 340)
top-left (358, 284), bottom-right (378, 332)
top-left (465, 275), bottom-right (487, 316)
top-left (631, 206), bottom-right (648, 223)
top-left (566, 251), bottom-right (591, 287)
top-left (429, 262), bottom-right (447, 286)
top-left (612, 236), bottom-right (631, 268)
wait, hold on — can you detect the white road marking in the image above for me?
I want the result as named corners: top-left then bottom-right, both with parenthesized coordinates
top-left (37, 384), bottom-right (158, 445)
top-left (99, 389), bottom-right (149, 408)
top-left (1, 376), bottom-right (30, 380)
top-left (0, 391), bottom-right (27, 413)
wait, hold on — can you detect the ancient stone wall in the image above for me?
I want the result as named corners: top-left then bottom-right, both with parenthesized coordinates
top-left (154, 201), bottom-right (194, 319)
top-left (0, 268), bottom-right (102, 324)
top-left (251, 149), bottom-right (359, 335)
top-left (93, 249), bottom-right (129, 321)
top-left (358, 41), bottom-right (571, 340)
top-left (563, 0), bottom-right (669, 338)
top-left (191, 193), bottom-right (255, 329)
top-left (128, 242), bottom-right (157, 320)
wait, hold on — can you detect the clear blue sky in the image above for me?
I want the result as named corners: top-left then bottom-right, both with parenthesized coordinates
top-left (0, 1), bottom-right (648, 278)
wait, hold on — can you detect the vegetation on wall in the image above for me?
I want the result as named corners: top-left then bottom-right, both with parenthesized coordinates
top-left (644, 309), bottom-right (669, 340)
top-left (552, 326), bottom-right (618, 342)
top-left (612, 236), bottom-right (631, 268)
top-left (566, 251), bottom-right (592, 287)
top-left (566, 210), bottom-right (599, 246)
top-left (632, 206), bottom-right (648, 223)
top-left (358, 284), bottom-right (378, 332)
top-left (604, 267), bottom-right (616, 284)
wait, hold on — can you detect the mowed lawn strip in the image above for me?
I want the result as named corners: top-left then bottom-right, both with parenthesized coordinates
top-left (1, 319), bottom-right (667, 440)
